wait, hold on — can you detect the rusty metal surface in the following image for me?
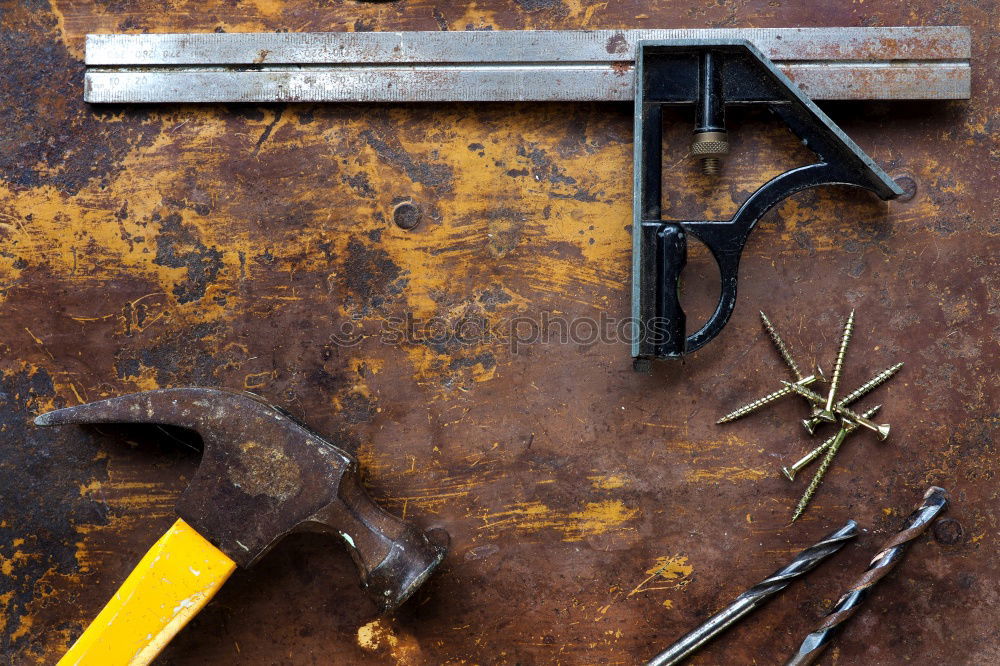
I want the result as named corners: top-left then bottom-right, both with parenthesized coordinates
top-left (0, 2), bottom-right (996, 665)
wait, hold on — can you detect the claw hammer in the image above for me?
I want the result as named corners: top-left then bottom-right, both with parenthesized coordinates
top-left (34, 388), bottom-right (447, 665)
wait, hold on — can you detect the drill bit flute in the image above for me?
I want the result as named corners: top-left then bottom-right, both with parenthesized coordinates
top-left (785, 487), bottom-right (948, 666)
top-left (646, 521), bottom-right (858, 666)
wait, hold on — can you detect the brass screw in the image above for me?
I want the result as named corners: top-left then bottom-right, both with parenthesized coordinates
top-left (783, 405), bottom-right (882, 481)
top-left (803, 362), bottom-right (903, 434)
top-left (717, 374), bottom-right (819, 424)
top-left (816, 310), bottom-right (855, 423)
top-left (782, 381), bottom-right (890, 440)
top-left (691, 131), bottom-right (729, 175)
top-left (760, 310), bottom-right (804, 381)
top-left (791, 419), bottom-right (854, 522)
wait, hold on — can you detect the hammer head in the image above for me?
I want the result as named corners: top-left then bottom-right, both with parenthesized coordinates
top-left (35, 388), bottom-right (446, 613)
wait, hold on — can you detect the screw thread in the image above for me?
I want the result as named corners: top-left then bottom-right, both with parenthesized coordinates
top-left (785, 378), bottom-right (888, 439)
top-left (792, 427), bottom-right (848, 522)
top-left (835, 402), bottom-right (884, 434)
top-left (718, 375), bottom-right (817, 424)
top-left (824, 310), bottom-right (855, 411)
top-left (701, 157), bottom-right (720, 175)
top-left (837, 362), bottom-right (903, 407)
top-left (760, 311), bottom-right (804, 380)
top-left (786, 405), bottom-right (881, 480)
top-left (783, 381), bottom-right (825, 405)
top-left (803, 363), bottom-right (902, 433)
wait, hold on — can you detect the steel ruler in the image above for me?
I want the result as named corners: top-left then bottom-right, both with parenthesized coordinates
top-left (84, 27), bottom-right (971, 103)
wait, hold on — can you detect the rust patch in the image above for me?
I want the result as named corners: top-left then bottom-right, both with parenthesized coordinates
top-left (611, 61), bottom-right (633, 76)
top-left (229, 441), bottom-right (301, 502)
top-left (360, 118), bottom-right (453, 190)
top-left (0, 367), bottom-right (109, 658)
top-left (0, 6), bottom-right (160, 195)
top-left (606, 33), bottom-right (628, 54)
top-left (152, 212), bottom-right (224, 304)
top-left (341, 237), bottom-right (408, 314)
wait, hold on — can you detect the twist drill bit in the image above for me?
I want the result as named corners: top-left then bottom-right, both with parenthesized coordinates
top-left (803, 362), bottom-right (903, 434)
top-left (790, 422), bottom-right (852, 522)
top-left (782, 381), bottom-right (890, 440)
top-left (760, 311), bottom-right (805, 381)
top-left (647, 521), bottom-right (858, 666)
top-left (783, 405), bottom-right (882, 481)
top-left (786, 487), bottom-right (948, 666)
top-left (718, 374), bottom-right (820, 424)
top-left (816, 310), bottom-right (855, 423)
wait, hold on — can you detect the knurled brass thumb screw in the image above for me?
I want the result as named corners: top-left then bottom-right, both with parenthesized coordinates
top-left (691, 132), bottom-right (729, 175)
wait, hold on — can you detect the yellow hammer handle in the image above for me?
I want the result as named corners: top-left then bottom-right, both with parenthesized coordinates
top-left (60, 518), bottom-right (237, 666)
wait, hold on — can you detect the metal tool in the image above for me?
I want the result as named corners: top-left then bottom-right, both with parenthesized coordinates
top-left (760, 310), bottom-right (806, 381)
top-left (782, 381), bottom-right (890, 440)
top-left (791, 421), bottom-right (852, 522)
top-left (717, 374), bottom-right (820, 424)
top-left (803, 362), bottom-right (903, 434)
top-left (79, 27), bottom-right (971, 362)
top-left (646, 520), bottom-right (857, 666)
top-left (815, 311), bottom-right (855, 422)
top-left (632, 42), bottom-right (903, 359)
top-left (786, 487), bottom-right (948, 666)
top-left (783, 405), bottom-right (881, 481)
top-left (35, 388), bottom-right (447, 665)
top-left (83, 28), bottom-right (970, 103)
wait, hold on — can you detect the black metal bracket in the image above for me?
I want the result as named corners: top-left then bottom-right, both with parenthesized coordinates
top-left (631, 40), bottom-right (902, 361)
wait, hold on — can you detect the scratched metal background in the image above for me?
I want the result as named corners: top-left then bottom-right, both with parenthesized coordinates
top-left (0, 1), bottom-right (996, 664)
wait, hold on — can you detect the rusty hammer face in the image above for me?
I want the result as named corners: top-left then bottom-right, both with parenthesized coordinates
top-left (35, 387), bottom-right (447, 613)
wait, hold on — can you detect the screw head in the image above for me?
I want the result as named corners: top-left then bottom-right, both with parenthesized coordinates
top-left (782, 466), bottom-right (796, 482)
top-left (690, 131), bottom-right (728, 175)
top-left (392, 201), bottom-right (422, 230)
top-left (892, 172), bottom-right (918, 202)
top-left (815, 409), bottom-right (837, 423)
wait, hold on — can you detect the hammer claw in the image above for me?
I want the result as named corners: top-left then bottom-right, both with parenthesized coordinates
top-left (35, 387), bottom-right (448, 663)
top-left (34, 387), bottom-right (230, 430)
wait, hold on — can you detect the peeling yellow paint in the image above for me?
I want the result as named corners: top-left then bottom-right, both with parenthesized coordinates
top-left (669, 432), bottom-right (753, 455)
top-left (357, 619), bottom-right (393, 651)
top-left (479, 500), bottom-right (639, 541)
top-left (356, 618), bottom-right (423, 665)
top-left (588, 474), bottom-right (628, 490)
top-left (628, 555), bottom-right (694, 598)
top-left (685, 466), bottom-right (768, 482)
